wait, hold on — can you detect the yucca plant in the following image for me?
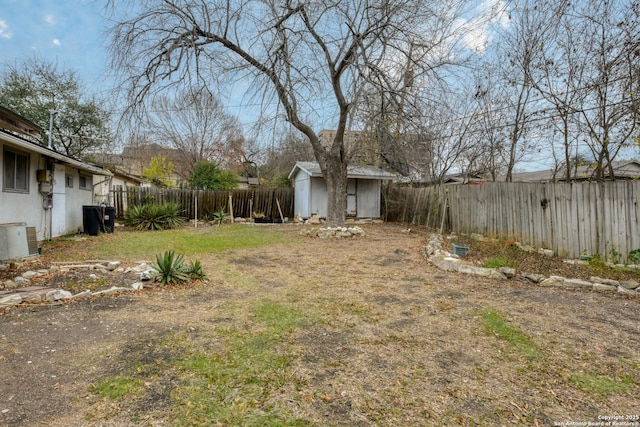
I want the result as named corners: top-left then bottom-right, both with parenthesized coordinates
top-left (124, 203), bottom-right (186, 230)
top-left (152, 250), bottom-right (189, 286)
top-left (212, 209), bottom-right (230, 225)
top-left (184, 260), bottom-right (206, 280)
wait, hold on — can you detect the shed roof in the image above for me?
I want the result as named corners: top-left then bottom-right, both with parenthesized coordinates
top-left (288, 161), bottom-right (396, 181)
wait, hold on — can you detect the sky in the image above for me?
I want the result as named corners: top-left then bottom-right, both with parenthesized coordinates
top-left (0, 0), bottom-right (114, 96)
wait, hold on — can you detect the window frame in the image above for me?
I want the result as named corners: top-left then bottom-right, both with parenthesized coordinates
top-left (3, 147), bottom-right (30, 193)
top-left (79, 174), bottom-right (92, 190)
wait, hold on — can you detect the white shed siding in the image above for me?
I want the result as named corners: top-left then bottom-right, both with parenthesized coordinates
top-left (309, 177), bottom-right (328, 217)
top-left (356, 179), bottom-right (381, 218)
top-left (293, 172), bottom-right (310, 217)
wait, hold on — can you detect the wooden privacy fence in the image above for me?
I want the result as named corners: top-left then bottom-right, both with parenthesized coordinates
top-left (382, 185), bottom-right (446, 229)
top-left (446, 181), bottom-right (640, 263)
top-left (111, 187), bottom-right (294, 221)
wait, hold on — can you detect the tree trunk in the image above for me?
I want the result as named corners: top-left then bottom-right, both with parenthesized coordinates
top-left (318, 153), bottom-right (348, 227)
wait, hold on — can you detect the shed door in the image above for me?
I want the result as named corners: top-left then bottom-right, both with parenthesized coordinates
top-left (346, 179), bottom-right (357, 217)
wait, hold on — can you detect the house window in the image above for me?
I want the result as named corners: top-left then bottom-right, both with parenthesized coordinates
top-left (3, 148), bottom-right (30, 193)
top-left (66, 174), bottom-right (74, 188)
top-left (79, 174), bottom-right (92, 190)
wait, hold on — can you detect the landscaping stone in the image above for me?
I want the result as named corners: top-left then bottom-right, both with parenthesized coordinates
top-left (3, 280), bottom-right (17, 290)
top-left (14, 277), bottom-right (30, 286)
top-left (619, 280), bottom-right (639, 290)
top-left (561, 278), bottom-right (593, 289)
top-left (107, 261), bottom-right (120, 271)
top-left (93, 286), bottom-right (131, 296)
top-left (590, 276), bottom-right (620, 287)
top-left (593, 283), bottom-right (617, 292)
top-left (522, 273), bottom-right (545, 283)
top-left (130, 282), bottom-right (144, 290)
top-left (21, 271), bottom-right (39, 279)
top-left (0, 294), bottom-right (22, 307)
top-left (540, 276), bottom-right (565, 287)
top-left (23, 293), bottom-right (42, 303)
top-left (70, 290), bottom-right (92, 299)
top-left (538, 249), bottom-right (554, 258)
top-left (45, 289), bottom-right (73, 301)
top-left (498, 267), bottom-right (516, 279)
top-left (617, 286), bottom-right (638, 296)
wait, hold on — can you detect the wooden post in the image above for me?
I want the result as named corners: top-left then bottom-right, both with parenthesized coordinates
top-left (194, 195), bottom-right (198, 228)
top-left (276, 197), bottom-right (285, 223)
top-left (229, 194), bottom-right (234, 223)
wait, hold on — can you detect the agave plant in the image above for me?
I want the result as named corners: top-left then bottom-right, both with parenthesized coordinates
top-left (184, 260), bottom-right (206, 280)
top-left (152, 250), bottom-right (189, 286)
top-left (124, 203), bottom-right (186, 230)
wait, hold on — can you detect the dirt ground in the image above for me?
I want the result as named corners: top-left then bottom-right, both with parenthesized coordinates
top-left (1, 224), bottom-right (639, 426)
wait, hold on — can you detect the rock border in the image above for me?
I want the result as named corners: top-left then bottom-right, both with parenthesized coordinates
top-left (0, 261), bottom-right (156, 308)
top-left (423, 233), bottom-right (639, 296)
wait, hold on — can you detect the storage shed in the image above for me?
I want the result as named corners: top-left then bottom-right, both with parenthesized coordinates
top-left (288, 161), bottom-right (396, 219)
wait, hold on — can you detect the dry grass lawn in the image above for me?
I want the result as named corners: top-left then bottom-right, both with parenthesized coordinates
top-left (1, 223), bottom-right (639, 426)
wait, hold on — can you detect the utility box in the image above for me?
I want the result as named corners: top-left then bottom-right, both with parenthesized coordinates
top-left (0, 223), bottom-right (33, 261)
top-left (37, 169), bottom-right (51, 182)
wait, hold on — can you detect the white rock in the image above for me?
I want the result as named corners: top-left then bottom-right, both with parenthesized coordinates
top-left (45, 289), bottom-right (73, 301)
top-left (0, 294), bottom-right (22, 307)
top-left (590, 276), bottom-right (620, 287)
top-left (498, 267), bottom-right (516, 279)
top-left (93, 286), bottom-right (131, 296)
top-left (522, 273), bottom-right (545, 283)
top-left (561, 278), bottom-right (593, 289)
top-left (21, 270), bottom-right (39, 279)
top-left (619, 280), bottom-right (639, 290)
top-left (107, 261), bottom-right (121, 271)
top-left (71, 290), bottom-right (92, 299)
top-left (130, 282), bottom-right (144, 290)
top-left (617, 286), bottom-right (638, 296)
top-left (592, 283), bottom-right (617, 292)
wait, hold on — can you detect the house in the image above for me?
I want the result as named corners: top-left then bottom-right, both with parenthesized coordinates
top-left (1, 106), bottom-right (112, 256)
top-left (288, 161), bottom-right (396, 219)
top-left (509, 160), bottom-right (640, 182)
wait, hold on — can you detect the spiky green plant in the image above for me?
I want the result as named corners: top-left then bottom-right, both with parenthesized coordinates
top-left (124, 203), bottom-right (186, 230)
top-left (152, 250), bottom-right (189, 286)
top-left (184, 259), bottom-right (206, 280)
top-left (212, 209), bottom-right (230, 225)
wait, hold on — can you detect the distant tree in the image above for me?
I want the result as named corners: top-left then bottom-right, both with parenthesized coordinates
top-left (260, 130), bottom-right (314, 184)
top-left (144, 154), bottom-right (175, 188)
top-left (145, 89), bottom-right (245, 177)
top-left (188, 162), bottom-right (238, 190)
top-left (0, 57), bottom-right (111, 159)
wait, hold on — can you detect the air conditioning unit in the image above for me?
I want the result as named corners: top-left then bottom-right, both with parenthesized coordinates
top-left (0, 223), bottom-right (39, 261)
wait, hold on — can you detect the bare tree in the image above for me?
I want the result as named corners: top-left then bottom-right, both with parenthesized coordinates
top-left (108, 0), bottom-right (475, 226)
top-left (570, 0), bottom-right (640, 180)
top-left (145, 89), bottom-right (244, 178)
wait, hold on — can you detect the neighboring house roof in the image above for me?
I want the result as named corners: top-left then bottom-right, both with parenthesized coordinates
top-left (288, 161), bottom-right (397, 181)
top-left (1, 128), bottom-right (111, 177)
top-left (510, 160), bottom-right (640, 182)
top-left (0, 105), bottom-right (42, 139)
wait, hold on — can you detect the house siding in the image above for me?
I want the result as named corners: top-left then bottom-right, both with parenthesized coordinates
top-left (0, 144), bottom-right (44, 239)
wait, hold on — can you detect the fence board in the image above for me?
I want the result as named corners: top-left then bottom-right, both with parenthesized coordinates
top-left (387, 181), bottom-right (640, 263)
top-left (111, 187), bottom-right (294, 222)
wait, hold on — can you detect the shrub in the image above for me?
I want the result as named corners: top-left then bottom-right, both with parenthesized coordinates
top-left (152, 250), bottom-right (189, 286)
top-left (152, 251), bottom-right (206, 286)
top-left (184, 260), bottom-right (206, 280)
top-left (124, 202), bottom-right (186, 230)
top-left (212, 209), bottom-right (230, 225)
